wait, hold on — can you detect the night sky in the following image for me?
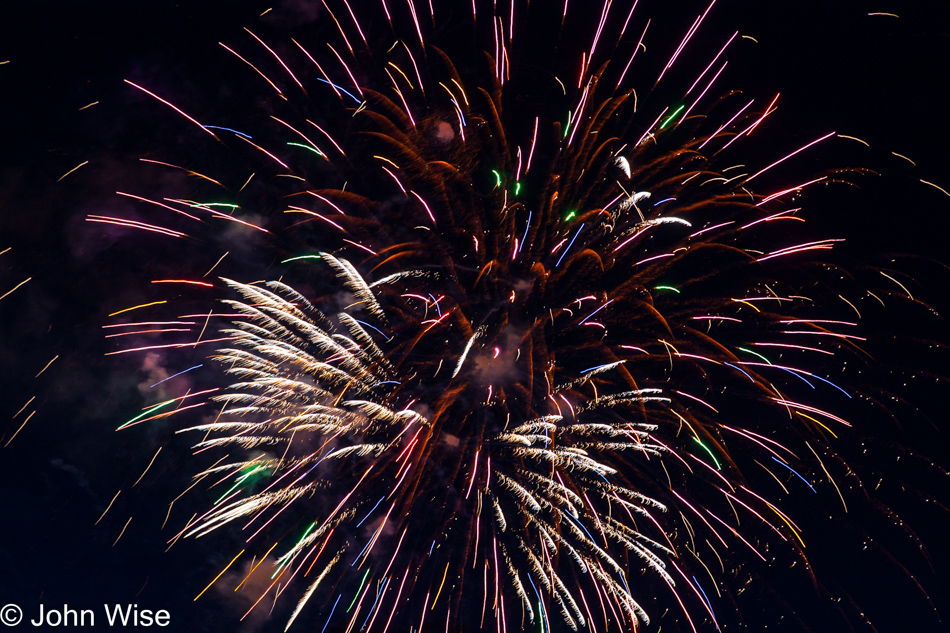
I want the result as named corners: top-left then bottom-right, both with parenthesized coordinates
top-left (2, 1), bottom-right (949, 632)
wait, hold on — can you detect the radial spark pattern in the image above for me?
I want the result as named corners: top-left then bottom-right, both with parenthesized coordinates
top-left (101, 2), bottom-right (943, 632)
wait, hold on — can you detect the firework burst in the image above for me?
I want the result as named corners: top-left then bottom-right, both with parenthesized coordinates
top-left (100, 1), bottom-right (946, 631)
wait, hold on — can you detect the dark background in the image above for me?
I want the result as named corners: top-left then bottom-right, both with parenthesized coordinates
top-left (1, 1), bottom-right (948, 631)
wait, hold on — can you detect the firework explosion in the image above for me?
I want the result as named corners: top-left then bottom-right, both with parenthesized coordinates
top-left (97, 1), bottom-right (945, 631)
